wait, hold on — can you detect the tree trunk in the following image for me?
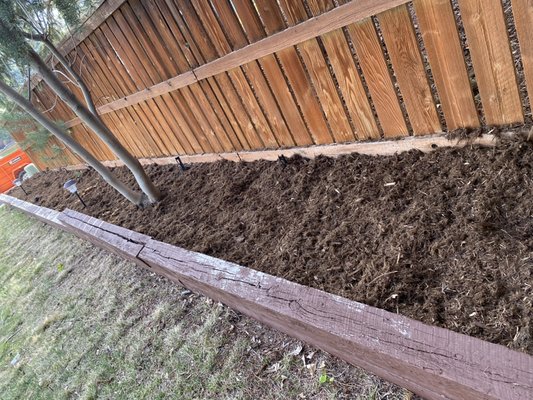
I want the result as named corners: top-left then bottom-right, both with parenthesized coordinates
top-left (0, 79), bottom-right (145, 206)
top-left (28, 49), bottom-right (162, 204)
top-left (42, 37), bottom-right (99, 116)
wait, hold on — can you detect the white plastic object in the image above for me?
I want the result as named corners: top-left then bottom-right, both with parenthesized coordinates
top-left (63, 179), bottom-right (78, 194)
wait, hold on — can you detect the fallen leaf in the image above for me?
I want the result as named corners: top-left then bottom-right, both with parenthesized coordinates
top-left (288, 344), bottom-right (303, 357)
top-left (266, 362), bottom-right (281, 373)
top-left (306, 363), bottom-right (316, 376)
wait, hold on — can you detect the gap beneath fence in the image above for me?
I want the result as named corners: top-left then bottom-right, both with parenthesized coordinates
top-left (64, 133), bottom-right (497, 170)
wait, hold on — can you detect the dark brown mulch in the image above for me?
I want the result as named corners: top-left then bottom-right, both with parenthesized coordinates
top-left (11, 138), bottom-right (533, 354)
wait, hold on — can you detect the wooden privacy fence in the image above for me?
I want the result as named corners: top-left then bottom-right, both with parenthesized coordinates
top-left (21, 0), bottom-right (533, 170)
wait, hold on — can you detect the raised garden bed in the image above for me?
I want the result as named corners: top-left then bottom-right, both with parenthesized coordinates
top-left (2, 189), bottom-right (532, 400)
top-left (9, 138), bottom-right (533, 356)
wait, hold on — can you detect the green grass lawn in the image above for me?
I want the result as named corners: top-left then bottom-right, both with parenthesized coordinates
top-left (0, 207), bottom-right (410, 399)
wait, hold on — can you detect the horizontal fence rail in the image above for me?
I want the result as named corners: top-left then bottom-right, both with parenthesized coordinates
top-left (17, 0), bottom-right (533, 169)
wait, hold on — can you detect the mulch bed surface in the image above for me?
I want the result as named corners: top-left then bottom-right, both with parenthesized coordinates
top-left (11, 139), bottom-right (533, 354)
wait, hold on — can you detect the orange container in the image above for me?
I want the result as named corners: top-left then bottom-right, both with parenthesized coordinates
top-left (0, 146), bottom-right (33, 193)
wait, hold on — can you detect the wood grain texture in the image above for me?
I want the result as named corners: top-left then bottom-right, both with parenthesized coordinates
top-left (274, 0), bottom-right (354, 142)
top-left (188, 0), bottom-right (278, 149)
top-left (458, 0), bottom-right (523, 125)
top-left (137, 238), bottom-right (533, 400)
top-left (254, 0), bottom-right (333, 145)
top-left (297, 39), bottom-right (356, 143)
top-left (511, 0), bottom-right (533, 107)
top-left (321, 29), bottom-right (380, 139)
top-left (117, 2), bottom-right (226, 154)
top-left (137, 0), bottom-right (234, 154)
top-left (346, 19), bottom-right (409, 137)
top-left (378, 5), bottom-right (441, 135)
top-left (156, 0), bottom-right (251, 151)
top-left (193, 0), bottom-right (412, 81)
top-left (25, 0), bottom-right (530, 170)
top-left (273, 47), bottom-right (334, 144)
top-left (0, 195), bottom-right (65, 230)
top-left (214, 0), bottom-right (308, 147)
top-left (63, 0), bottom-right (412, 130)
top-left (74, 40), bottom-right (163, 158)
top-left (58, 208), bottom-right (150, 266)
top-left (413, 0), bottom-right (479, 129)
top-left (98, 14), bottom-right (175, 157)
top-left (99, 18), bottom-right (178, 156)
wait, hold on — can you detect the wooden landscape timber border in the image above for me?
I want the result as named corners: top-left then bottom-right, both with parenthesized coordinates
top-left (0, 193), bottom-right (531, 400)
top-left (62, 133), bottom-right (498, 170)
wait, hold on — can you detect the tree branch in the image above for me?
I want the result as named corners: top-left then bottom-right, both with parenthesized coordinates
top-left (41, 38), bottom-right (99, 116)
top-left (15, 24), bottom-right (99, 117)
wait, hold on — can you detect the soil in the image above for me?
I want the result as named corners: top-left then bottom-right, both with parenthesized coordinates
top-left (11, 137), bottom-right (533, 354)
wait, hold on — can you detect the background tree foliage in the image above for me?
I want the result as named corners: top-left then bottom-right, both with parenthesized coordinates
top-left (0, 0), bottom-right (99, 148)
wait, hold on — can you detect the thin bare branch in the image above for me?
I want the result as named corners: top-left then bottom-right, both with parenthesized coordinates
top-left (40, 94), bottom-right (59, 114)
top-left (52, 69), bottom-right (79, 88)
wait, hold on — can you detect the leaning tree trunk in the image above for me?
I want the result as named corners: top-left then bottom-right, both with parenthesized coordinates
top-left (0, 79), bottom-right (145, 206)
top-left (27, 49), bottom-right (162, 204)
top-left (42, 37), bottom-right (99, 116)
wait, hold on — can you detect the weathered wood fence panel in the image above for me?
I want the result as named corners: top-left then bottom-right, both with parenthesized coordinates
top-left (21, 0), bottom-right (530, 168)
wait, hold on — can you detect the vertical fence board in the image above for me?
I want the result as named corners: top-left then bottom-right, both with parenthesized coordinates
top-left (321, 29), bottom-right (380, 140)
top-left (458, 0), bottom-right (523, 125)
top-left (152, 0), bottom-right (250, 151)
top-left (167, 0), bottom-right (264, 150)
top-left (307, 0), bottom-right (380, 140)
top-left (378, 4), bottom-right (441, 135)
top-left (21, 0), bottom-right (531, 170)
top-left (413, 0), bottom-right (479, 129)
top-left (187, 0), bottom-right (278, 149)
top-left (346, 19), bottom-right (409, 137)
top-left (75, 40), bottom-right (160, 158)
top-left (231, 0), bottom-right (314, 147)
top-left (297, 38), bottom-right (356, 142)
top-left (140, 0), bottom-right (243, 152)
top-left (511, 0), bottom-right (533, 111)
top-left (213, 0), bottom-right (297, 147)
top-left (97, 22), bottom-right (174, 156)
top-left (253, 0), bottom-right (333, 145)
top-left (134, 0), bottom-right (240, 151)
top-left (104, 14), bottom-right (187, 156)
top-left (115, 4), bottom-right (224, 154)
top-left (121, 0), bottom-right (204, 154)
top-left (277, 0), bottom-right (356, 143)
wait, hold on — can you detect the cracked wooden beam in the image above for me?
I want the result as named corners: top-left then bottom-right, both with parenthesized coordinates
top-left (58, 208), bottom-right (150, 266)
top-left (136, 238), bottom-right (532, 400)
top-left (0, 194), bottom-right (64, 229)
